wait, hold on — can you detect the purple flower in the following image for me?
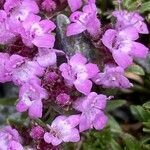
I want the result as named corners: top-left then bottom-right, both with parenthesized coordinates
top-left (73, 92), bottom-right (108, 132)
top-left (67, 3), bottom-right (101, 37)
top-left (5, 54), bottom-right (44, 85)
top-left (4, 0), bottom-right (39, 35)
top-left (0, 126), bottom-right (23, 150)
top-left (67, 0), bottom-right (96, 12)
top-left (113, 10), bottom-right (149, 34)
top-left (30, 126), bottom-right (44, 140)
top-left (42, 0), bottom-right (56, 12)
top-left (0, 10), bottom-right (15, 44)
top-left (93, 65), bottom-right (132, 88)
top-left (56, 93), bottom-right (71, 106)
top-left (4, 0), bottom-right (39, 15)
top-left (67, 0), bottom-right (83, 12)
top-left (44, 115), bottom-right (80, 146)
top-left (36, 48), bottom-right (57, 67)
top-left (59, 53), bottom-right (99, 95)
top-left (102, 27), bottom-right (149, 68)
top-left (21, 14), bottom-right (56, 48)
top-left (0, 53), bottom-right (12, 83)
top-left (16, 79), bottom-right (47, 118)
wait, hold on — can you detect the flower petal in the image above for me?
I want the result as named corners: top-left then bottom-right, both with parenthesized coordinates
top-left (67, 0), bottom-right (82, 12)
top-left (74, 79), bottom-right (92, 95)
top-left (113, 50), bottom-right (133, 69)
top-left (66, 23), bottom-right (86, 36)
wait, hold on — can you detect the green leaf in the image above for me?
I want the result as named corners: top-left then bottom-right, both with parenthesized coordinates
top-left (108, 115), bottom-right (122, 134)
top-left (143, 101), bottom-right (150, 110)
top-left (130, 105), bottom-right (150, 122)
top-left (110, 139), bottom-right (122, 150)
top-left (106, 99), bottom-right (127, 112)
top-left (143, 121), bottom-right (150, 128)
top-left (122, 0), bottom-right (141, 11)
top-left (143, 128), bottom-right (150, 133)
top-left (140, 1), bottom-right (150, 13)
top-left (123, 133), bottom-right (141, 150)
top-left (127, 64), bottom-right (145, 76)
top-left (0, 98), bottom-right (17, 105)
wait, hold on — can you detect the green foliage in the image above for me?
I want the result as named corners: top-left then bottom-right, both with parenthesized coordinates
top-left (140, 1), bottom-right (150, 13)
top-left (130, 105), bottom-right (150, 122)
top-left (122, 133), bottom-right (141, 150)
top-left (0, 98), bottom-right (16, 106)
top-left (106, 100), bottom-right (127, 112)
top-left (127, 64), bottom-right (145, 76)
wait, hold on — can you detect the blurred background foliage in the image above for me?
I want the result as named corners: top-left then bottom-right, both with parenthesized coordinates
top-left (0, 0), bottom-right (150, 149)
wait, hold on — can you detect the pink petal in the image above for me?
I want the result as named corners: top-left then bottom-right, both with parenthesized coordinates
top-left (16, 100), bottom-right (29, 112)
top-left (51, 116), bottom-right (67, 127)
top-left (28, 100), bottom-right (43, 118)
top-left (66, 115), bottom-right (80, 128)
top-left (135, 22), bottom-right (149, 34)
top-left (69, 11), bottom-right (83, 22)
top-left (102, 29), bottom-right (117, 50)
top-left (37, 51), bottom-right (56, 67)
top-left (74, 79), bottom-right (92, 95)
top-left (130, 42), bottom-right (149, 58)
top-left (62, 128), bottom-right (80, 142)
top-left (79, 114), bottom-right (91, 132)
top-left (44, 133), bottom-right (53, 143)
top-left (39, 19), bottom-right (56, 32)
top-left (73, 97), bottom-right (85, 112)
top-left (70, 53), bottom-right (87, 66)
top-left (95, 94), bottom-right (107, 110)
top-left (66, 23), bottom-right (86, 36)
top-left (93, 111), bottom-right (108, 130)
top-left (118, 27), bottom-right (139, 41)
top-left (82, 3), bottom-right (97, 13)
top-left (44, 132), bottom-right (62, 146)
top-left (113, 50), bottom-right (133, 69)
top-left (59, 63), bottom-right (75, 84)
top-left (85, 63), bottom-right (99, 78)
top-left (22, 0), bottom-right (39, 14)
top-left (33, 34), bottom-right (55, 48)
top-left (67, 0), bottom-right (82, 12)
top-left (8, 141), bottom-right (23, 150)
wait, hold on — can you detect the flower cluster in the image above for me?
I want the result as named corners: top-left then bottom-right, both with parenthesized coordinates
top-left (0, 126), bottom-right (23, 149)
top-left (67, 0), bottom-right (101, 37)
top-left (0, 0), bottom-right (149, 149)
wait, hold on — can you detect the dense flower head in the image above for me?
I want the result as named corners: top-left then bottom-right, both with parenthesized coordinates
top-left (56, 93), bottom-right (71, 106)
top-left (0, 0), bottom-right (149, 148)
top-left (44, 115), bottom-right (80, 146)
top-left (21, 14), bottom-right (56, 48)
top-left (16, 79), bottom-right (47, 118)
top-left (93, 65), bottom-right (132, 88)
top-left (42, 0), bottom-right (57, 12)
top-left (0, 126), bottom-right (23, 150)
top-left (3, 0), bottom-right (39, 36)
top-left (5, 54), bottom-right (44, 85)
top-left (30, 126), bottom-right (45, 140)
top-left (0, 0), bottom-right (56, 49)
top-left (73, 92), bottom-right (108, 132)
top-left (102, 27), bottom-right (149, 68)
top-left (41, 67), bottom-right (75, 105)
top-left (67, 3), bottom-right (101, 37)
top-left (113, 10), bottom-right (149, 34)
top-left (60, 53), bottom-right (99, 95)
